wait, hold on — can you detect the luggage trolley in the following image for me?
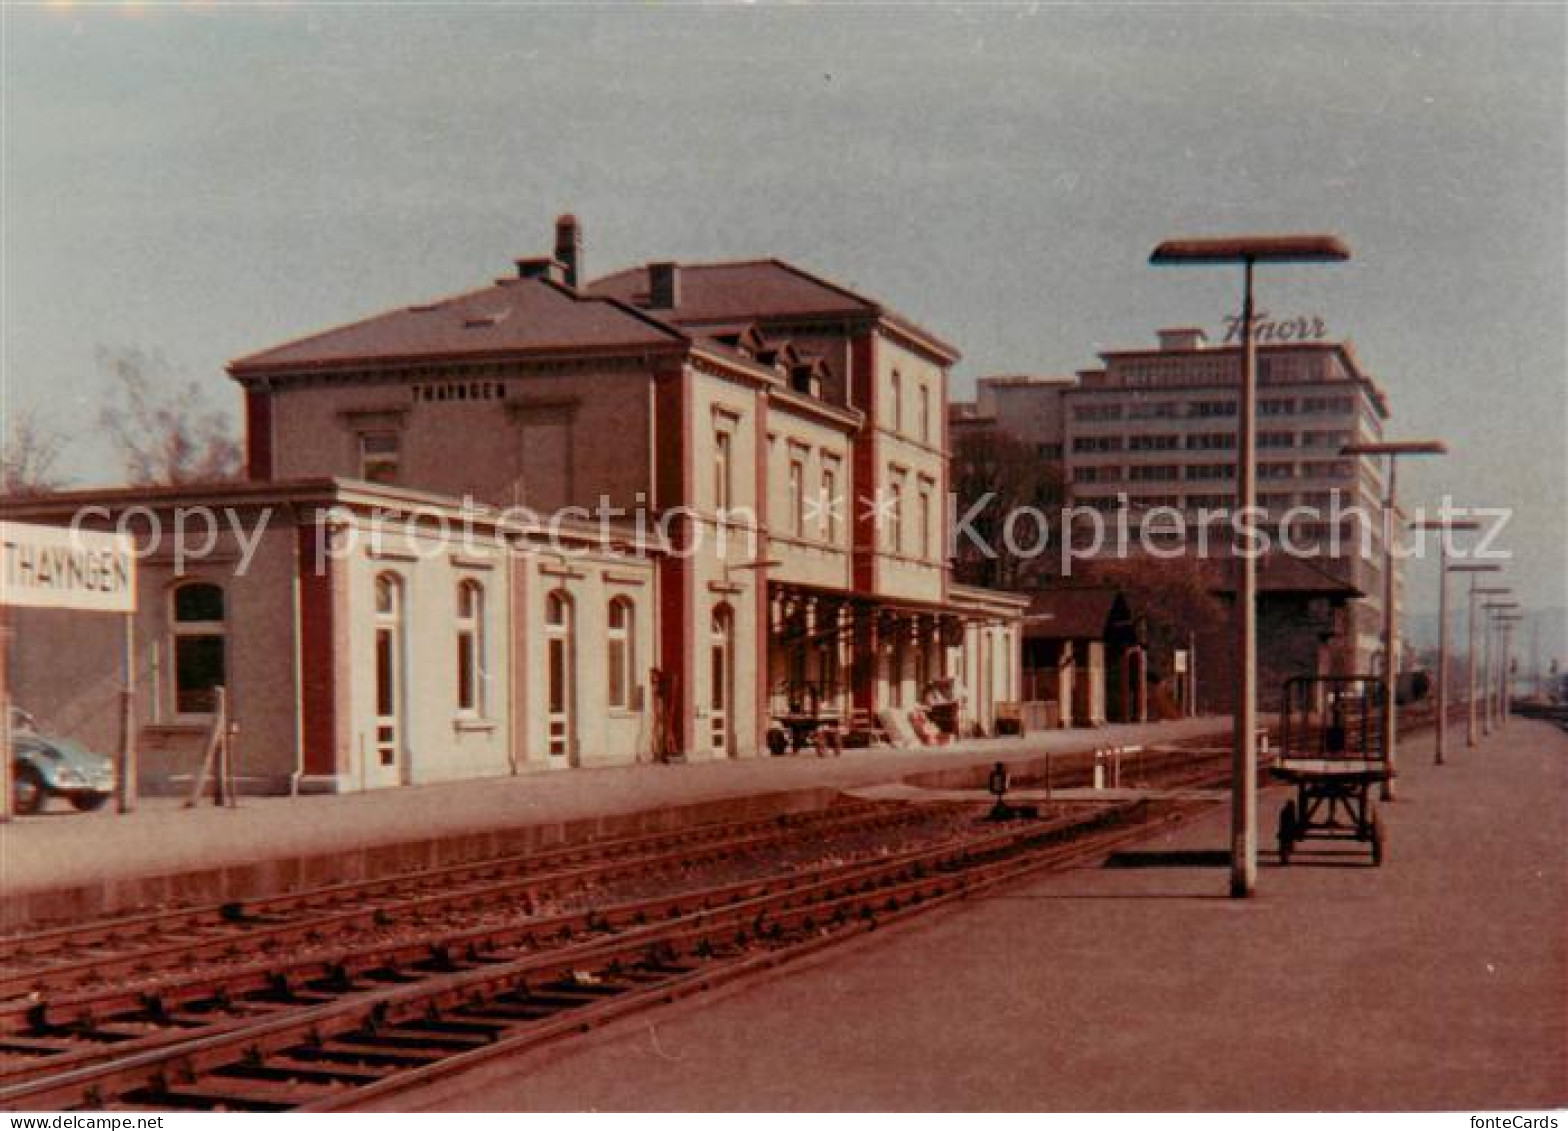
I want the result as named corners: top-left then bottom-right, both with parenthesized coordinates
top-left (1271, 675), bottom-right (1391, 866)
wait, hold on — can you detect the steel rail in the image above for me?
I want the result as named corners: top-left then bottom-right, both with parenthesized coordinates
top-left (0, 795), bottom-right (1197, 1110)
top-left (0, 802), bottom-right (918, 1000)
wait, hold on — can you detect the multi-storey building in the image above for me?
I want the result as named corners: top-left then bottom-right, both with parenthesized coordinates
top-left (951, 327), bottom-right (1397, 678)
top-left (6, 218), bottom-right (1023, 794)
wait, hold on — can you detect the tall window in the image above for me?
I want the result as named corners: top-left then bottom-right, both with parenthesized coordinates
top-left (919, 488), bottom-right (933, 562)
top-left (710, 606), bottom-right (732, 753)
top-left (889, 371), bottom-right (903, 434)
top-left (455, 580), bottom-right (484, 716)
top-left (359, 431), bottom-right (401, 484)
top-left (607, 596), bottom-right (636, 710)
top-left (713, 430), bottom-right (732, 511)
top-left (373, 574), bottom-right (403, 768)
top-left (172, 582), bottom-right (225, 715)
top-left (887, 480), bottom-right (904, 554)
top-left (546, 590), bottom-right (574, 757)
top-left (918, 384), bottom-right (931, 443)
top-left (822, 461), bottom-right (840, 542)
top-left (789, 458), bottom-right (805, 537)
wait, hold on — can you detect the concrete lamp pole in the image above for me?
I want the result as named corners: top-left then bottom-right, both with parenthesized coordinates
top-left (1467, 586), bottom-right (1505, 746)
top-left (1150, 234), bottom-right (1350, 900)
top-left (1452, 572), bottom-right (1504, 750)
top-left (1340, 438), bottom-right (1447, 800)
top-left (1482, 601), bottom-right (1519, 735)
top-left (1496, 613), bottom-right (1525, 727)
top-left (1414, 521), bottom-right (1481, 767)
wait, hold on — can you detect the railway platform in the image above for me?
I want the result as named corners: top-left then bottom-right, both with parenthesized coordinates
top-left (409, 718), bottom-right (1568, 1112)
top-left (0, 716), bottom-right (1227, 930)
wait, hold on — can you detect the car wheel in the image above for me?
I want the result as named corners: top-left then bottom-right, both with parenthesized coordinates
top-left (71, 793), bottom-right (110, 813)
top-left (13, 765), bottom-right (46, 816)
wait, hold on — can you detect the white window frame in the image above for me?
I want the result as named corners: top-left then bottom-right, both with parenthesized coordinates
top-left (788, 457), bottom-right (805, 538)
top-left (455, 579), bottom-right (485, 717)
top-left (607, 596), bottom-right (637, 711)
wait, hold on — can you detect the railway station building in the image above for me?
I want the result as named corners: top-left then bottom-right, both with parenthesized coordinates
top-left (4, 217), bottom-right (1025, 794)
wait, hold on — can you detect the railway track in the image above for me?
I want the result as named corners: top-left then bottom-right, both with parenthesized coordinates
top-left (0, 799), bottom-right (920, 1001)
top-left (0, 794), bottom-right (1210, 1112)
top-left (0, 745), bottom-right (1237, 1111)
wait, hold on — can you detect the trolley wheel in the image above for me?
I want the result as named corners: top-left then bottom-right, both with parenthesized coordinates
top-left (1370, 811), bottom-right (1386, 867)
top-left (1276, 801), bottom-right (1297, 865)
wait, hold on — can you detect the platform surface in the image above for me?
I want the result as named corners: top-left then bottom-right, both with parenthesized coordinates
top-left (407, 719), bottom-right (1568, 1112)
top-left (0, 717), bottom-right (1226, 903)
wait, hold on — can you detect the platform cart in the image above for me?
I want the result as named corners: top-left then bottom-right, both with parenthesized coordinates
top-left (1271, 675), bottom-right (1391, 866)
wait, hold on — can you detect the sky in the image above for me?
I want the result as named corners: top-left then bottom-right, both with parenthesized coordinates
top-left (3, 2), bottom-right (1565, 646)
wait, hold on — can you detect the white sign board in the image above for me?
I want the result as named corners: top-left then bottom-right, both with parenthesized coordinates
top-left (0, 521), bottom-right (136, 613)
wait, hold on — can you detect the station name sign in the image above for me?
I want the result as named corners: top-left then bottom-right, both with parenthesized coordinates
top-left (0, 521), bottom-right (136, 613)
top-left (1221, 312), bottom-right (1328, 344)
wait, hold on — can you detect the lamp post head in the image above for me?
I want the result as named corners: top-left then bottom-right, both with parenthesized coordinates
top-left (1416, 519), bottom-right (1480, 532)
top-left (1448, 563), bottom-right (1503, 573)
top-left (1149, 235), bottom-right (1351, 265)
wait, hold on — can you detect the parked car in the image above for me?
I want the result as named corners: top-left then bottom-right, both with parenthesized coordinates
top-left (10, 731), bottom-right (116, 815)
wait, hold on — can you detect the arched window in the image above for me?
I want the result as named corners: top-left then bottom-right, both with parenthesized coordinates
top-left (607, 596), bottom-right (636, 710)
top-left (545, 590), bottom-right (575, 758)
top-left (456, 580), bottom-right (485, 716)
top-left (171, 581), bottom-right (225, 716)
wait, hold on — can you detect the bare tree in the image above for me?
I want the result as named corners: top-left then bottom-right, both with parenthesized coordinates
top-left (97, 348), bottom-right (242, 486)
top-left (950, 427), bottom-right (1065, 590)
top-left (1, 406), bottom-right (67, 497)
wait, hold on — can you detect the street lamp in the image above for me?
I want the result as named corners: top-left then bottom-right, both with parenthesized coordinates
top-left (1414, 520), bottom-right (1479, 766)
top-left (1452, 573), bottom-right (1505, 749)
top-left (1340, 438), bottom-right (1447, 799)
top-left (1482, 601), bottom-right (1519, 734)
top-left (1151, 233), bottom-right (1350, 899)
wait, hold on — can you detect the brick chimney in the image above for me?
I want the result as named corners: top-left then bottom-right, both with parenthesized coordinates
top-left (648, 262), bottom-right (681, 309)
top-left (554, 214), bottom-right (582, 289)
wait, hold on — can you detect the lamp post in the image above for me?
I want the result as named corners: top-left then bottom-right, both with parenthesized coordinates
top-left (1340, 439), bottom-right (1447, 799)
top-left (1467, 586), bottom-right (1505, 746)
top-left (1482, 601), bottom-right (1519, 734)
top-left (1150, 234), bottom-right (1350, 899)
top-left (1454, 573), bottom-right (1505, 749)
top-left (1496, 613), bottom-right (1525, 727)
top-left (1415, 521), bottom-right (1480, 766)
